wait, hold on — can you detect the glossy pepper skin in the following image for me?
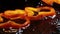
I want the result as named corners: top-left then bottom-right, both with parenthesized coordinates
top-left (2, 9), bottom-right (26, 20)
top-left (37, 6), bottom-right (56, 16)
top-left (42, 0), bottom-right (54, 5)
top-left (0, 9), bottom-right (30, 29)
top-left (25, 7), bottom-right (56, 20)
top-left (0, 6), bottom-right (56, 28)
top-left (42, 0), bottom-right (60, 5)
top-left (54, 0), bottom-right (60, 4)
top-left (25, 7), bottom-right (40, 20)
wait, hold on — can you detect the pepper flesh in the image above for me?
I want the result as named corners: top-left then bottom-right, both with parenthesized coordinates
top-left (25, 7), bottom-right (56, 20)
top-left (42, 0), bottom-right (60, 5)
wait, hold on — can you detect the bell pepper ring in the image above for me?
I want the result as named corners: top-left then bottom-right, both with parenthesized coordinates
top-left (25, 7), bottom-right (41, 20)
top-left (42, 0), bottom-right (54, 5)
top-left (1, 9), bottom-right (26, 20)
top-left (0, 9), bottom-right (30, 29)
top-left (42, 0), bottom-right (60, 5)
top-left (25, 7), bottom-right (56, 20)
top-left (0, 7), bottom-right (56, 29)
top-left (0, 17), bottom-right (30, 29)
top-left (37, 6), bottom-right (56, 16)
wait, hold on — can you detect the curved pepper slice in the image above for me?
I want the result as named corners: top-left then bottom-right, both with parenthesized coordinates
top-left (25, 7), bottom-right (56, 20)
top-left (42, 0), bottom-right (60, 5)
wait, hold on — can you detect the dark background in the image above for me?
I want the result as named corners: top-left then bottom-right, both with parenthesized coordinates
top-left (0, 0), bottom-right (60, 11)
top-left (0, 0), bottom-right (40, 12)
